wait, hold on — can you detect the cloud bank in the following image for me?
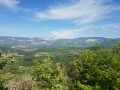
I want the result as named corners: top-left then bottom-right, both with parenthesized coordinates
top-left (36, 0), bottom-right (120, 25)
top-left (51, 30), bottom-right (79, 39)
top-left (0, 0), bottom-right (19, 10)
top-left (50, 24), bottom-right (120, 39)
top-left (51, 26), bottom-right (97, 39)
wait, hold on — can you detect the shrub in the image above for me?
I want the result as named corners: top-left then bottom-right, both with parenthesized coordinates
top-left (0, 52), bottom-right (18, 89)
top-left (67, 49), bottom-right (120, 90)
top-left (5, 74), bottom-right (35, 90)
top-left (32, 59), bottom-right (68, 90)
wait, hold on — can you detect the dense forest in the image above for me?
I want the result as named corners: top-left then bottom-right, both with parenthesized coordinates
top-left (0, 42), bottom-right (120, 90)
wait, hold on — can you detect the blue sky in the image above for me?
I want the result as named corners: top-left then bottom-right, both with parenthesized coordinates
top-left (0, 0), bottom-right (120, 39)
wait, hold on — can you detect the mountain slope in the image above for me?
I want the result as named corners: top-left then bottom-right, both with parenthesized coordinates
top-left (0, 36), bottom-right (119, 47)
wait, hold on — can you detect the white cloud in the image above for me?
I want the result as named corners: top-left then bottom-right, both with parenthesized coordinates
top-left (51, 26), bottom-right (96, 39)
top-left (102, 24), bottom-right (120, 32)
top-left (0, 0), bottom-right (19, 10)
top-left (51, 30), bottom-right (79, 39)
top-left (36, 0), bottom-right (120, 25)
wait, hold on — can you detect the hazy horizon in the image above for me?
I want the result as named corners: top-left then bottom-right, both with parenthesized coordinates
top-left (0, 0), bottom-right (120, 39)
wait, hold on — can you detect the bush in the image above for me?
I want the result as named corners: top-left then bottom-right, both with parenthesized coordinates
top-left (0, 52), bottom-right (18, 89)
top-left (112, 41), bottom-right (120, 55)
top-left (32, 59), bottom-right (68, 90)
top-left (0, 77), bottom-right (5, 90)
top-left (67, 49), bottom-right (120, 90)
top-left (5, 74), bottom-right (35, 90)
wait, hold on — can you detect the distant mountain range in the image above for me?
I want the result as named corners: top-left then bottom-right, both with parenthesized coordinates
top-left (0, 36), bottom-right (120, 47)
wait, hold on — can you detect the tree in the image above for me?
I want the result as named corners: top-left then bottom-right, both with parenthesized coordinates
top-left (89, 44), bottom-right (100, 52)
top-left (67, 49), bottom-right (120, 90)
top-left (0, 50), bottom-right (18, 89)
top-left (112, 41), bottom-right (120, 55)
top-left (32, 58), bottom-right (68, 90)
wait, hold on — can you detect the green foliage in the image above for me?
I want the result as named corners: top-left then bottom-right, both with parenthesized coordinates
top-left (0, 77), bottom-right (5, 90)
top-left (67, 48), bottom-right (120, 90)
top-left (31, 87), bottom-right (39, 90)
top-left (89, 44), bottom-right (100, 52)
top-left (0, 52), bottom-right (18, 73)
top-left (112, 41), bottom-right (120, 55)
top-left (1, 42), bottom-right (120, 90)
top-left (32, 59), bottom-right (68, 90)
top-left (77, 82), bottom-right (92, 90)
top-left (0, 51), bottom-right (18, 89)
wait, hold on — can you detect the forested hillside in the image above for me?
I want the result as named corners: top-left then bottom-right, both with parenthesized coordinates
top-left (0, 42), bottom-right (120, 90)
top-left (0, 36), bottom-right (120, 47)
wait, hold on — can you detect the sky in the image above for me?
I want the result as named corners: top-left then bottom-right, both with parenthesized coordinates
top-left (0, 0), bottom-right (120, 39)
